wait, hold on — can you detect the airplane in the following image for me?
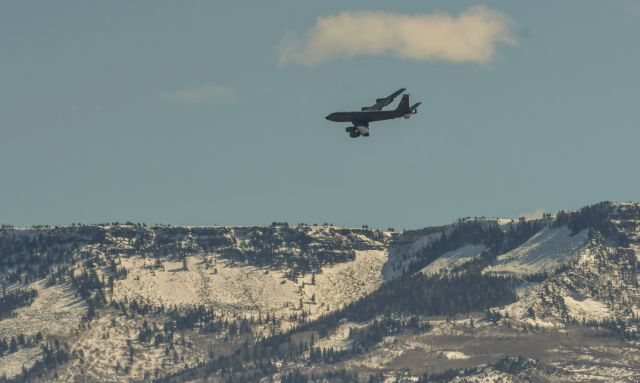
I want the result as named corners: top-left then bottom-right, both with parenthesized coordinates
top-left (325, 88), bottom-right (421, 138)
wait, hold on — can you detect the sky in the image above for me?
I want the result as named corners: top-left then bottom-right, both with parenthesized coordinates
top-left (1, 1), bottom-right (640, 229)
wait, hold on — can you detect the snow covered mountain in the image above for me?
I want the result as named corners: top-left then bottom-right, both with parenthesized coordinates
top-left (1, 202), bottom-right (640, 382)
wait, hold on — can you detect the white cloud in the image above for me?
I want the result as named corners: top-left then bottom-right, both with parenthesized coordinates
top-left (160, 83), bottom-right (236, 104)
top-left (278, 6), bottom-right (516, 66)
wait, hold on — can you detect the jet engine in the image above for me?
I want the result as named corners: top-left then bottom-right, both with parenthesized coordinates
top-left (403, 108), bottom-right (419, 119)
top-left (346, 125), bottom-right (369, 137)
top-left (356, 126), bottom-right (369, 136)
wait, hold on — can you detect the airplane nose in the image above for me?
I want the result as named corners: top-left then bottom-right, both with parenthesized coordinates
top-left (325, 114), bottom-right (332, 120)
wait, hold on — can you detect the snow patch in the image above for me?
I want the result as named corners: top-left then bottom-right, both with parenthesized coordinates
top-left (500, 282), bottom-right (563, 329)
top-left (564, 296), bottom-right (612, 322)
top-left (112, 250), bottom-right (387, 328)
top-left (485, 226), bottom-right (588, 276)
top-left (314, 321), bottom-right (365, 351)
top-left (310, 250), bottom-right (387, 317)
top-left (114, 256), bottom-right (300, 317)
top-left (0, 281), bottom-right (86, 340)
top-left (383, 231), bottom-right (443, 280)
top-left (421, 244), bottom-right (485, 276)
top-left (439, 350), bottom-right (471, 360)
top-left (0, 346), bottom-right (41, 379)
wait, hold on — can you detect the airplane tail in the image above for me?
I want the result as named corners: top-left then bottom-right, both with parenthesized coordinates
top-left (409, 102), bottom-right (422, 114)
top-left (395, 94), bottom-right (410, 113)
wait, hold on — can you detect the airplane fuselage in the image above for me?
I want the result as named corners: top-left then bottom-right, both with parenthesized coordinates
top-left (325, 110), bottom-right (405, 124)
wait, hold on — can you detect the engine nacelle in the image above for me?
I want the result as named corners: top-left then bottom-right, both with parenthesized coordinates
top-left (403, 113), bottom-right (412, 119)
top-left (356, 126), bottom-right (369, 136)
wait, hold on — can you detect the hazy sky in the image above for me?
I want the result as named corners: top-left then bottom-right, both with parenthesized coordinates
top-left (2, 1), bottom-right (639, 229)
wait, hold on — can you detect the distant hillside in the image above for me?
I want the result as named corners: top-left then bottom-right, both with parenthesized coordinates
top-left (2, 201), bottom-right (640, 382)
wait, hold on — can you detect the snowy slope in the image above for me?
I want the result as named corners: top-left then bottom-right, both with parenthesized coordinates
top-left (0, 281), bottom-right (86, 379)
top-left (0, 346), bottom-right (41, 379)
top-left (113, 249), bottom-right (388, 326)
top-left (485, 226), bottom-right (588, 276)
top-left (306, 249), bottom-right (387, 317)
top-left (421, 244), bottom-right (486, 276)
top-left (500, 204), bottom-right (640, 329)
top-left (383, 228), bottom-right (444, 280)
top-left (0, 281), bottom-right (86, 340)
top-left (114, 256), bottom-right (301, 315)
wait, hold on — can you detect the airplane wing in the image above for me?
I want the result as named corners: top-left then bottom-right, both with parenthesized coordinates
top-left (361, 88), bottom-right (406, 111)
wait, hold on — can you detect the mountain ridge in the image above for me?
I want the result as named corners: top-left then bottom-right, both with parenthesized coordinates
top-left (2, 201), bottom-right (640, 382)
